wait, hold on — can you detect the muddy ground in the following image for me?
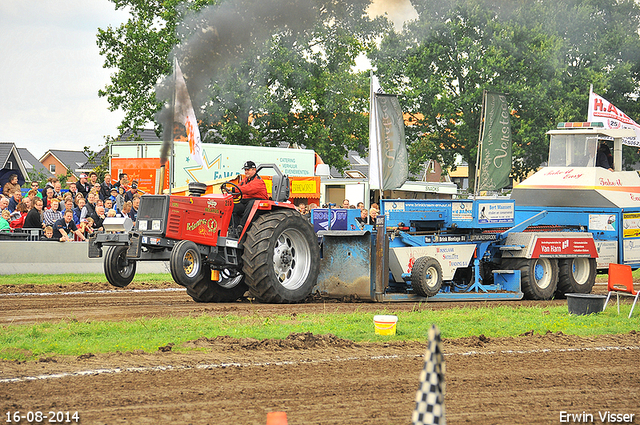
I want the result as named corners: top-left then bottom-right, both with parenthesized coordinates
top-left (1, 282), bottom-right (639, 424)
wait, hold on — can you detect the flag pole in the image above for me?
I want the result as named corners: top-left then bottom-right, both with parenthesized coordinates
top-left (474, 90), bottom-right (487, 197)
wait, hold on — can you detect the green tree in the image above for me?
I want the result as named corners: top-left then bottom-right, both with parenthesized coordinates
top-left (371, 0), bottom-right (640, 186)
top-left (99, 0), bottom-right (388, 170)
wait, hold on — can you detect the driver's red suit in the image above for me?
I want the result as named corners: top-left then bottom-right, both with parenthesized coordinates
top-left (239, 174), bottom-right (268, 199)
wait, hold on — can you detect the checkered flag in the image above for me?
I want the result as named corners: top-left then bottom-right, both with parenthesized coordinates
top-left (412, 324), bottom-right (446, 425)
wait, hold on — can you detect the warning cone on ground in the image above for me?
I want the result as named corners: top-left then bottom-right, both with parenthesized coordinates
top-left (412, 324), bottom-right (446, 425)
top-left (266, 411), bottom-right (288, 425)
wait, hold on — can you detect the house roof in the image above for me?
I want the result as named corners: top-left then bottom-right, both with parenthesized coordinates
top-left (117, 129), bottom-right (162, 143)
top-left (17, 148), bottom-right (51, 176)
top-left (40, 149), bottom-right (89, 176)
top-left (0, 142), bottom-right (31, 181)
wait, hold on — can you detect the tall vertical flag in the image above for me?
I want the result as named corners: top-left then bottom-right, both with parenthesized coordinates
top-left (369, 73), bottom-right (408, 191)
top-left (588, 87), bottom-right (640, 147)
top-left (475, 91), bottom-right (512, 194)
top-left (174, 60), bottom-right (204, 167)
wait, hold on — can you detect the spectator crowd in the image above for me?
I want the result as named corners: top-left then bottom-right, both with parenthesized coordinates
top-left (295, 198), bottom-right (380, 229)
top-left (0, 172), bottom-right (141, 242)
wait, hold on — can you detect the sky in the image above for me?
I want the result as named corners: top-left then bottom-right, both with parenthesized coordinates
top-left (0, 0), bottom-right (416, 161)
top-left (0, 1), bottom-right (129, 159)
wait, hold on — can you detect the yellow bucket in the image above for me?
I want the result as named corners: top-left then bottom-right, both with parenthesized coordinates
top-left (373, 315), bottom-right (398, 336)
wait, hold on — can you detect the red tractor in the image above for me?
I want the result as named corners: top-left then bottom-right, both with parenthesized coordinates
top-left (89, 164), bottom-right (320, 303)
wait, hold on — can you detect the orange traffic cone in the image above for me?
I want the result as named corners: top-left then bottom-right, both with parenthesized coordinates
top-left (266, 411), bottom-right (288, 425)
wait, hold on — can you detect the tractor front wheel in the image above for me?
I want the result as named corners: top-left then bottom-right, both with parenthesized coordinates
top-left (242, 209), bottom-right (320, 303)
top-left (170, 240), bottom-right (203, 289)
top-left (104, 245), bottom-right (136, 288)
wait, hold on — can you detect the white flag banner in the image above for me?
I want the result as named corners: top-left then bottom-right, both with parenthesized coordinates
top-left (588, 90), bottom-right (640, 147)
top-left (369, 74), bottom-right (384, 190)
top-left (174, 61), bottom-right (204, 166)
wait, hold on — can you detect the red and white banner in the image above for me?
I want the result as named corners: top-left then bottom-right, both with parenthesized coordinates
top-left (531, 237), bottom-right (598, 258)
top-left (588, 89), bottom-right (640, 147)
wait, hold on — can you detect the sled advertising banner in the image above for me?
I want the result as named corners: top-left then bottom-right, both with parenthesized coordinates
top-left (588, 89), bottom-right (640, 147)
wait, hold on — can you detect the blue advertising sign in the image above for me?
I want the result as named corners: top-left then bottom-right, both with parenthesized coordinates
top-left (312, 209), bottom-right (349, 232)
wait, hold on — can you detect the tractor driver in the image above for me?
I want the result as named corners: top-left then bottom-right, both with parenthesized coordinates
top-left (231, 161), bottom-right (268, 232)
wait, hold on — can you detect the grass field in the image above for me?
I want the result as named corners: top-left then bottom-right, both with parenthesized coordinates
top-left (1, 305), bottom-right (638, 361)
top-left (0, 273), bottom-right (172, 286)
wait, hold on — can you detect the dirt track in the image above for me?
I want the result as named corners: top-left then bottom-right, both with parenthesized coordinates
top-left (1, 282), bottom-right (639, 424)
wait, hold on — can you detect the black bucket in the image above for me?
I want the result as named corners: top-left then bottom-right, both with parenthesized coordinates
top-left (566, 293), bottom-right (606, 315)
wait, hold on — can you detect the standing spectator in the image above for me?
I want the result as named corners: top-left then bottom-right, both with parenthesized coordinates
top-left (53, 209), bottom-right (86, 242)
top-left (297, 202), bottom-right (307, 215)
top-left (67, 182), bottom-right (79, 203)
top-left (76, 174), bottom-right (91, 199)
top-left (81, 192), bottom-right (97, 222)
top-left (129, 197), bottom-right (140, 223)
top-left (115, 187), bottom-right (125, 212)
top-left (43, 199), bottom-right (63, 226)
top-left (100, 173), bottom-right (113, 201)
top-left (0, 210), bottom-right (11, 231)
top-left (9, 202), bottom-right (28, 229)
top-left (3, 174), bottom-right (21, 197)
top-left (89, 171), bottom-right (99, 188)
top-left (115, 173), bottom-right (129, 192)
top-left (356, 202), bottom-right (364, 209)
top-left (24, 198), bottom-right (44, 229)
top-left (8, 190), bottom-right (22, 212)
top-left (342, 199), bottom-right (350, 208)
top-left (124, 181), bottom-right (139, 203)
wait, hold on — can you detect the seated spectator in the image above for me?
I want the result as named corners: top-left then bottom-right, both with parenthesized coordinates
top-left (0, 196), bottom-right (9, 213)
top-left (297, 202), bottom-right (307, 215)
top-left (52, 181), bottom-right (63, 199)
top-left (3, 174), bottom-right (20, 197)
top-left (107, 209), bottom-right (117, 217)
top-left (44, 187), bottom-right (55, 209)
top-left (103, 198), bottom-right (114, 213)
top-left (29, 181), bottom-right (42, 199)
top-left (9, 202), bottom-right (28, 229)
top-left (121, 200), bottom-right (132, 219)
top-left (8, 189), bottom-right (22, 213)
top-left (24, 198), bottom-right (44, 229)
top-left (356, 208), bottom-right (369, 227)
top-left (67, 181), bottom-right (79, 203)
top-left (81, 217), bottom-right (95, 237)
top-left (43, 199), bottom-right (63, 226)
top-left (0, 209), bottom-right (10, 231)
top-left (369, 208), bottom-right (379, 224)
top-left (74, 197), bottom-right (86, 225)
top-left (52, 209), bottom-right (86, 242)
top-left (91, 205), bottom-right (106, 231)
top-left (40, 225), bottom-right (58, 241)
top-left (356, 202), bottom-right (364, 209)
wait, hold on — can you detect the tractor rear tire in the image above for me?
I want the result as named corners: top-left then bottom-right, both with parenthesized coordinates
top-left (187, 269), bottom-right (248, 303)
top-left (170, 240), bottom-right (203, 289)
top-left (242, 209), bottom-right (320, 303)
top-left (556, 258), bottom-right (597, 298)
top-left (504, 257), bottom-right (558, 300)
top-left (104, 245), bottom-right (136, 288)
top-left (411, 256), bottom-right (443, 297)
